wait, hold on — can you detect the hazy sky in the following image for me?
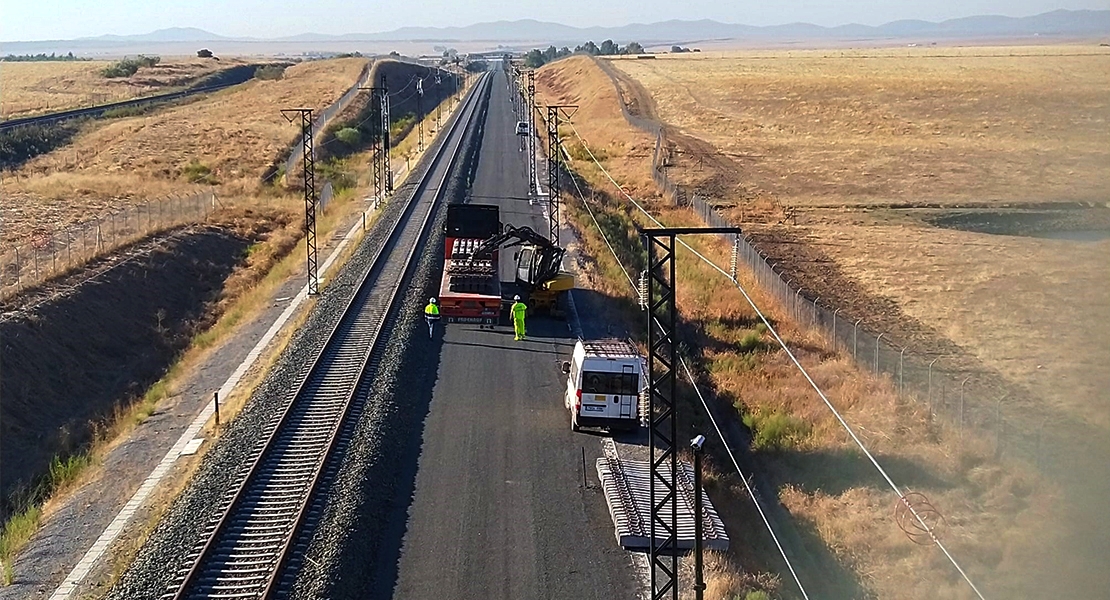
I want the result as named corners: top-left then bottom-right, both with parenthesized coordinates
top-left (1, 0), bottom-right (1107, 41)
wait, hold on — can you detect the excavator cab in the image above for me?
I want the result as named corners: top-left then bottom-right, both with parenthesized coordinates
top-left (515, 246), bottom-right (574, 316)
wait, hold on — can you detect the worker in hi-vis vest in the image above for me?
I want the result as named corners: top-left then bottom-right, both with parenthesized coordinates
top-left (424, 297), bottom-right (440, 339)
top-left (511, 295), bottom-right (527, 341)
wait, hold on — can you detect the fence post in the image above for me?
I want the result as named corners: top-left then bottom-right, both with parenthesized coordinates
top-left (1035, 419), bottom-right (1045, 469)
top-left (51, 233), bottom-right (57, 274)
top-left (996, 394), bottom-right (1008, 457)
top-left (96, 219), bottom-right (103, 252)
top-left (853, 319), bottom-right (862, 360)
top-left (34, 247), bottom-right (39, 282)
top-left (899, 347), bottom-right (906, 396)
top-left (875, 332), bottom-right (886, 371)
top-left (812, 297), bottom-right (819, 326)
top-left (928, 356), bottom-right (941, 407)
top-left (833, 308), bottom-right (842, 349)
top-left (66, 235), bottom-right (72, 269)
top-left (959, 377), bottom-right (971, 436)
top-left (14, 247), bottom-right (21, 290)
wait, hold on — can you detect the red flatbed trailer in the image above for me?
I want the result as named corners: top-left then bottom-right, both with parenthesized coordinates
top-left (439, 204), bottom-right (503, 324)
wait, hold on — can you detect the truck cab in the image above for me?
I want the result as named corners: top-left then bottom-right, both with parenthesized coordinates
top-left (562, 339), bottom-right (645, 432)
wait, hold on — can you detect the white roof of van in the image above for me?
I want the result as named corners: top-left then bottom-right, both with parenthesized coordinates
top-left (579, 338), bottom-right (640, 359)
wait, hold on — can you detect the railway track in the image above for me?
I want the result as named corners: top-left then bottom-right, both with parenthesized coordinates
top-left (0, 81), bottom-right (245, 133)
top-left (162, 72), bottom-right (490, 600)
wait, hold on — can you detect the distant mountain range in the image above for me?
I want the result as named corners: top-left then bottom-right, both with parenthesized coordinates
top-left (27, 9), bottom-right (1110, 46)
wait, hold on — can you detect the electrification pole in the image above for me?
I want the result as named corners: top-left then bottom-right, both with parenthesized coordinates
top-left (280, 108), bottom-right (319, 295)
top-left (526, 70), bottom-right (537, 197)
top-left (641, 227), bottom-right (739, 600)
top-left (417, 77), bottom-right (424, 153)
top-left (381, 75), bottom-right (392, 193)
top-left (545, 105), bottom-right (577, 245)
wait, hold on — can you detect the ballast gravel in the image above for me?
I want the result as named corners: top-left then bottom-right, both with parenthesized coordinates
top-left (107, 78), bottom-right (490, 600)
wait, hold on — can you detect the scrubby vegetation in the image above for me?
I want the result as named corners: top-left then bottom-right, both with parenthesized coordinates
top-left (0, 121), bottom-right (84, 170)
top-left (254, 64), bottom-right (287, 80)
top-left (101, 55), bottom-right (161, 78)
top-left (181, 159), bottom-right (217, 184)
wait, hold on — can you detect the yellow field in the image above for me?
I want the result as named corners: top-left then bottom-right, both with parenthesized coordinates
top-left (1, 58), bottom-right (368, 245)
top-left (603, 48), bottom-right (1110, 439)
top-left (0, 58), bottom-right (237, 119)
top-left (610, 46), bottom-right (1110, 206)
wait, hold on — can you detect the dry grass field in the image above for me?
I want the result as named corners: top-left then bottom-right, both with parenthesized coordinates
top-left (0, 57), bottom-right (368, 246)
top-left (610, 46), bottom-right (1110, 206)
top-left (604, 47), bottom-right (1110, 441)
top-left (0, 58), bottom-right (238, 119)
top-left (539, 52), bottom-right (1107, 599)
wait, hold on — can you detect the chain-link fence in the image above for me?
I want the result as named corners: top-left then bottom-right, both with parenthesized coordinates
top-left (0, 190), bottom-right (216, 300)
top-left (590, 56), bottom-right (1054, 472)
top-left (282, 62), bottom-right (375, 179)
top-left (682, 195), bottom-right (1051, 466)
top-left (319, 181), bottom-right (334, 214)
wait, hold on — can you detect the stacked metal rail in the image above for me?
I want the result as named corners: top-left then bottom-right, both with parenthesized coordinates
top-left (162, 72), bottom-right (490, 600)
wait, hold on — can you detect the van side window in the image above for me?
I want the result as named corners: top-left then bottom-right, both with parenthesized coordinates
top-left (581, 371), bottom-right (639, 395)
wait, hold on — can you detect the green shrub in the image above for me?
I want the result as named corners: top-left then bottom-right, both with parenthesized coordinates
top-left (101, 55), bottom-right (159, 78)
top-left (254, 65), bottom-right (286, 80)
top-left (334, 127), bottom-right (361, 147)
top-left (389, 113), bottom-right (416, 140)
top-left (317, 159), bottom-right (357, 190)
top-left (182, 159), bottom-right (217, 184)
top-left (738, 331), bottom-right (764, 353)
top-left (0, 121), bottom-right (83, 170)
top-left (744, 592), bottom-right (771, 600)
top-left (743, 408), bottom-right (810, 450)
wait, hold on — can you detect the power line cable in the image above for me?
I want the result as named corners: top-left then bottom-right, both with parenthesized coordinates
top-left (566, 125), bottom-right (987, 600)
top-left (561, 141), bottom-right (812, 600)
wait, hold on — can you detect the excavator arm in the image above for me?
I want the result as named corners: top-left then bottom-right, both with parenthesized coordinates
top-left (466, 225), bottom-right (567, 290)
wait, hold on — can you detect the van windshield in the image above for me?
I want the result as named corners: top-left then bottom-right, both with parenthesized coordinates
top-left (581, 371), bottom-right (639, 396)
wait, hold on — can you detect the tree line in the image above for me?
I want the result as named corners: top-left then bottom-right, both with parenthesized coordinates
top-left (524, 39), bottom-right (645, 68)
top-left (1, 52), bottom-right (90, 62)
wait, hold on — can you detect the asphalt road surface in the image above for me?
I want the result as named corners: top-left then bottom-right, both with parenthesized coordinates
top-left (391, 67), bottom-right (638, 600)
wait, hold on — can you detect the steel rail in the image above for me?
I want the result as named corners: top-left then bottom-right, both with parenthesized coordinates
top-left (163, 72), bottom-right (491, 600)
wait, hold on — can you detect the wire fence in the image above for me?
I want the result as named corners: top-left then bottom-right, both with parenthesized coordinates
top-left (282, 61), bottom-right (375, 179)
top-left (319, 181), bottom-right (334, 214)
top-left (591, 56), bottom-right (1054, 473)
top-left (0, 190), bottom-right (216, 300)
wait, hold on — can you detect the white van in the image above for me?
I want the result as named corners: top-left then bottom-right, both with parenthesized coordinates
top-left (516, 121), bottom-right (529, 136)
top-left (562, 339), bottom-right (645, 432)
